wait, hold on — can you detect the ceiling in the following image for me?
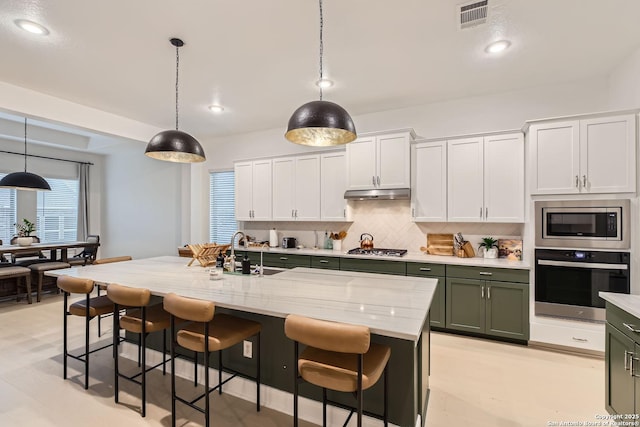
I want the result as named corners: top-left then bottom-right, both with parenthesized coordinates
top-left (1, 0), bottom-right (639, 146)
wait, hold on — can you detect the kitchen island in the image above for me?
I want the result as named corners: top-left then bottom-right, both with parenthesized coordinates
top-left (47, 255), bottom-right (436, 426)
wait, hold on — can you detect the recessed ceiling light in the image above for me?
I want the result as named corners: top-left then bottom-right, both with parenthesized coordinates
top-left (208, 105), bottom-right (224, 113)
top-left (315, 78), bottom-right (334, 89)
top-left (485, 40), bottom-right (511, 54)
top-left (14, 19), bottom-right (50, 36)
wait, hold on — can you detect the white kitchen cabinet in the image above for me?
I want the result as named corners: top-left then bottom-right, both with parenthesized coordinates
top-left (447, 132), bottom-right (524, 223)
top-left (529, 113), bottom-right (636, 195)
top-left (346, 130), bottom-right (413, 190)
top-left (234, 159), bottom-right (272, 221)
top-left (272, 155), bottom-right (320, 221)
top-left (411, 140), bottom-right (447, 222)
top-left (320, 151), bottom-right (348, 221)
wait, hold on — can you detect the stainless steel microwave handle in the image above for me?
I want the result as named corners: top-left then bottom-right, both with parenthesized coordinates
top-left (537, 259), bottom-right (628, 270)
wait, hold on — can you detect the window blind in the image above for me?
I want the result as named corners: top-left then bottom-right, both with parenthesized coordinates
top-left (37, 177), bottom-right (79, 242)
top-left (209, 171), bottom-right (236, 245)
top-left (0, 174), bottom-right (17, 244)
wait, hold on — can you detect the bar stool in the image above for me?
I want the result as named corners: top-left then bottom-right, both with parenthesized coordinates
top-left (284, 314), bottom-right (391, 427)
top-left (107, 283), bottom-right (171, 417)
top-left (93, 255), bottom-right (132, 337)
top-left (57, 275), bottom-right (116, 390)
top-left (163, 293), bottom-right (262, 427)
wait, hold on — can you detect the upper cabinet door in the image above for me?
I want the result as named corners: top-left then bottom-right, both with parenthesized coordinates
top-left (580, 114), bottom-right (636, 194)
top-left (294, 155), bottom-right (321, 221)
top-left (412, 141), bottom-right (447, 222)
top-left (234, 161), bottom-right (253, 221)
top-left (272, 157), bottom-right (296, 220)
top-left (346, 136), bottom-right (377, 190)
top-left (529, 120), bottom-right (581, 195)
top-left (251, 159), bottom-right (272, 220)
top-left (447, 137), bottom-right (484, 222)
top-left (484, 133), bottom-right (524, 222)
top-left (320, 151), bottom-right (347, 221)
top-left (378, 132), bottom-right (411, 189)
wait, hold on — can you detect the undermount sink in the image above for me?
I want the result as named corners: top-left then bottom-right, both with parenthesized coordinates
top-left (257, 267), bottom-right (285, 276)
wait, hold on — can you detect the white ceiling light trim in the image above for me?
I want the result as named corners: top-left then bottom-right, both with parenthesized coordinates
top-left (14, 19), bottom-right (50, 36)
top-left (485, 40), bottom-right (511, 54)
top-left (208, 105), bottom-right (225, 113)
top-left (315, 78), bottom-right (334, 89)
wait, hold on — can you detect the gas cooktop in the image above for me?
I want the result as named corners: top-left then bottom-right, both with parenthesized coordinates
top-left (347, 248), bottom-right (408, 257)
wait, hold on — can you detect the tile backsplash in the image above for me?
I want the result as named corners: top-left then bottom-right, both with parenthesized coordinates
top-left (240, 200), bottom-right (524, 257)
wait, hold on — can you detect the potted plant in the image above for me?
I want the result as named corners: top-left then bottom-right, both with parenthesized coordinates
top-left (478, 237), bottom-right (498, 259)
top-left (14, 218), bottom-right (36, 246)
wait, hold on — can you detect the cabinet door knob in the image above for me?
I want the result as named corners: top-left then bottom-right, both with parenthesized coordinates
top-left (582, 175), bottom-right (587, 188)
top-left (372, 175), bottom-right (376, 185)
top-left (481, 285), bottom-right (485, 299)
top-left (479, 271), bottom-right (493, 276)
top-left (319, 260), bottom-right (329, 264)
top-left (487, 286), bottom-right (491, 299)
top-left (419, 267), bottom-right (431, 272)
top-left (279, 257), bottom-right (288, 261)
top-left (575, 175), bottom-right (579, 188)
top-left (485, 207), bottom-right (488, 219)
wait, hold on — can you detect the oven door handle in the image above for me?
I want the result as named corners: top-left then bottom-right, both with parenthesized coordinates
top-left (537, 259), bottom-right (628, 270)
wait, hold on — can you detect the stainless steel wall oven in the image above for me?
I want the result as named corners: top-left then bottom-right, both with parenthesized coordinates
top-left (534, 249), bottom-right (630, 322)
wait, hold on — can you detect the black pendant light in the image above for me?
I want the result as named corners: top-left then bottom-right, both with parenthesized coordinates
top-left (285, 0), bottom-right (356, 147)
top-left (145, 38), bottom-right (206, 163)
top-left (0, 119), bottom-right (51, 191)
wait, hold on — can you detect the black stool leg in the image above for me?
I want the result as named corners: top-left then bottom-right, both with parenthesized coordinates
top-left (141, 308), bottom-right (147, 417)
top-left (163, 328), bottom-right (167, 375)
top-left (218, 350), bottom-right (223, 395)
top-left (322, 388), bottom-right (327, 427)
top-left (84, 293), bottom-right (90, 390)
top-left (204, 322), bottom-right (210, 427)
top-left (114, 303), bottom-right (120, 404)
top-left (384, 365), bottom-right (388, 427)
top-left (194, 350), bottom-right (198, 387)
top-left (357, 354), bottom-right (363, 427)
top-left (256, 332), bottom-right (261, 412)
top-left (170, 315), bottom-right (176, 427)
top-left (63, 292), bottom-right (68, 380)
top-left (293, 340), bottom-right (299, 427)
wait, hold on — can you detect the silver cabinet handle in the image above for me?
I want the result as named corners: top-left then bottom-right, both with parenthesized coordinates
top-left (575, 175), bottom-right (579, 188)
top-left (582, 175), bottom-right (587, 188)
top-left (632, 355), bottom-right (638, 377)
top-left (279, 257), bottom-right (288, 261)
top-left (319, 260), bottom-right (329, 264)
top-left (623, 323), bottom-right (640, 333)
top-left (485, 207), bottom-right (488, 219)
top-left (487, 286), bottom-right (491, 299)
top-left (480, 207), bottom-right (482, 218)
top-left (377, 176), bottom-right (380, 185)
top-left (295, 209), bottom-right (298, 218)
top-left (625, 350), bottom-right (633, 370)
top-left (372, 175), bottom-right (376, 185)
top-left (479, 272), bottom-right (493, 276)
top-left (481, 285), bottom-right (485, 299)
top-left (572, 337), bottom-right (588, 343)
top-left (419, 267), bottom-right (431, 272)
top-left (343, 208), bottom-right (346, 218)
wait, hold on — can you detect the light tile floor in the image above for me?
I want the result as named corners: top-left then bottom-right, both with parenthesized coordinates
top-left (0, 293), bottom-right (604, 426)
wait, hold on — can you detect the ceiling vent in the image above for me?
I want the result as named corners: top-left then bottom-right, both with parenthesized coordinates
top-left (458, 0), bottom-right (488, 29)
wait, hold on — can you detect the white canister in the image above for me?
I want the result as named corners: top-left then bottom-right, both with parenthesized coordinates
top-left (332, 239), bottom-right (342, 252)
top-left (269, 228), bottom-right (278, 248)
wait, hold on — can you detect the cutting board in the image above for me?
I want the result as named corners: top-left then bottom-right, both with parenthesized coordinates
top-left (425, 234), bottom-right (454, 256)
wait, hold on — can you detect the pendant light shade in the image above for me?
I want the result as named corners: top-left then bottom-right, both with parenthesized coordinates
top-left (285, 100), bottom-right (356, 147)
top-left (145, 38), bottom-right (206, 163)
top-left (285, 0), bottom-right (356, 147)
top-left (0, 118), bottom-right (51, 191)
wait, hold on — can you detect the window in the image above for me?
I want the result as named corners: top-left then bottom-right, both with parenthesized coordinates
top-left (37, 178), bottom-right (79, 242)
top-left (209, 171), bottom-right (236, 245)
top-left (0, 174), bottom-right (17, 244)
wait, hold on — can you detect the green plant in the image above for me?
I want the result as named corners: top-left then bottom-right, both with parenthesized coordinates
top-left (14, 218), bottom-right (36, 237)
top-left (478, 237), bottom-right (498, 250)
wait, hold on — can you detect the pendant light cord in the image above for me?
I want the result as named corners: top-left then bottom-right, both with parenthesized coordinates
top-left (318, 0), bottom-right (324, 101)
top-left (175, 43), bottom-right (180, 131)
top-left (24, 118), bottom-right (28, 172)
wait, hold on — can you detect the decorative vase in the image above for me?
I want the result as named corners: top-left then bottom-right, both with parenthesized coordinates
top-left (16, 237), bottom-right (33, 246)
top-left (484, 248), bottom-right (498, 259)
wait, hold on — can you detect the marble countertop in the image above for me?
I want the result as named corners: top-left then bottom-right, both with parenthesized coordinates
top-left (233, 245), bottom-right (531, 269)
top-left (47, 256), bottom-right (436, 342)
top-left (600, 292), bottom-right (640, 319)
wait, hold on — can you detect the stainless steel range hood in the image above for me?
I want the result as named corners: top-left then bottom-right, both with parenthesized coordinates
top-left (344, 188), bottom-right (411, 200)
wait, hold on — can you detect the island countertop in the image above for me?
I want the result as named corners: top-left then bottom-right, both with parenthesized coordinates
top-left (600, 292), bottom-right (640, 319)
top-left (47, 255), bottom-right (436, 342)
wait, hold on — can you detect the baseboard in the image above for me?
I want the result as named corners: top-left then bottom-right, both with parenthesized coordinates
top-left (528, 340), bottom-right (605, 358)
top-left (120, 342), bottom-right (399, 427)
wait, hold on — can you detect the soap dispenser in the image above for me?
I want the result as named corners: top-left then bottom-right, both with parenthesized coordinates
top-left (241, 253), bottom-right (251, 275)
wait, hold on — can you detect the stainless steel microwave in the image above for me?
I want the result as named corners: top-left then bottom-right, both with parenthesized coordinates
top-left (535, 199), bottom-right (630, 249)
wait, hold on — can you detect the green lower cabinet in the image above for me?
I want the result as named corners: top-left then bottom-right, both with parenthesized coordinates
top-left (339, 258), bottom-right (406, 275)
top-left (605, 323), bottom-right (636, 415)
top-left (261, 253), bottom-right (310, 269)
top-left (310, 256), bottom-right (340, 270)
top-left (446, 277), bottom-right (529, 340)
top-left (406, 262), bottom-right (445, 328)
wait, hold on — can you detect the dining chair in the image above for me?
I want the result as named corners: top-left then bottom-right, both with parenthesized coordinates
top-left (57, 275), bottom-right (116, 390)
top-left (163, 293), bottom-right (262, 427)
top-left (284, 314), bottom-right (391, 427)
top-left (107, 283), bottom-right (171, 417)
top-left (68, 235), bottom-right (100, 266)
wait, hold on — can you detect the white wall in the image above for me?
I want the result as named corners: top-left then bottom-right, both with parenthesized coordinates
top-left (608, 47), bottom-right (640, 109)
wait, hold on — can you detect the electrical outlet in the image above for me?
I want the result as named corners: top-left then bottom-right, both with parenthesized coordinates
top-left (243, 340), bottom-right (252, 358)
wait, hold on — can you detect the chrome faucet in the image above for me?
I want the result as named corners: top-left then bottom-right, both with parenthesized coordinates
top-left (229, 231), bottom-right (246, 272)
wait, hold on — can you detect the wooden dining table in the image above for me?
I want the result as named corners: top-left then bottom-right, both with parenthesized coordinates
top-left (0, 241), bottom-right (99, 263)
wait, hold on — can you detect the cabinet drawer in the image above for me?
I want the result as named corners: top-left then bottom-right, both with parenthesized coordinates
top-left (340, 258), bottom-right (406, 275)
top-left (261, 253), bottom-right (285, 268)
top-left (607, 302), bottom-right (640, 343)
top-left (261, 253), bottom-right (310, 269)
top-left (447, 265), bottom-right (528, 283)
top-left (311, 256), bottom-right (340, 270)
top-left (406, 262), bottom-right (446, 277)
